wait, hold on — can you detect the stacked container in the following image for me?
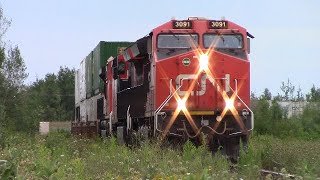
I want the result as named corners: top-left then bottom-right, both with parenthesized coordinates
top-left (79, 59), bottom-right (86, 101)
top-left (74, 70), bottom-right (80, 105)
top-left (85, 52), bottom-right (93, 98)
top-left (92, 41), bottom-right (133, 95)
top-left (75, 41), bottom-right (133, 122)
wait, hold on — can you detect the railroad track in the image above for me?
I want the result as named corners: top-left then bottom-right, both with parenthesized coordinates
top-left (260, 169), bottom-right (295, 179)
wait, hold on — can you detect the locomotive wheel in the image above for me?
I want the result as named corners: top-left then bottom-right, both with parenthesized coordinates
top-left (224, 136), bottom-right (241, 163)
top-left (116, 126), bottom-right (126, 145)
top-left (126, 126), bottom-right (150, 147)
top-left (208, 136), bottom-right (241, 163)
top-left (207, 136), bottom-right (222, 154)
top-left (126, 130), bottom-right (136, 147)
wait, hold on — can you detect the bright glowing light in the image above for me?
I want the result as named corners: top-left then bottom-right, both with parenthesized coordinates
top-left (199, 54), bottom-right (209, 71)
top-left (177, 99), bottom-right (186, 111)
top-left (216, 116), bottom-right (222, 122)
top-left (225, 99), bottom-right (234, 110)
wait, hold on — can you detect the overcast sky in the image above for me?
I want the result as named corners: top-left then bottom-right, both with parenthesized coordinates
top-left (1, 0), bottom-right (319, 96)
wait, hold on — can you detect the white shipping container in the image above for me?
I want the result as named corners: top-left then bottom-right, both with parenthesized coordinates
top-left (86, 98), bottom-right (95, 122)
top-left (78, 94), bottom-right (106, 123)
top-left (75, 70), bottom-right (80, 105)
top-left (80, 100), bottom-right (87, 122)
top-left (82, 94), bottom-right (106, 122)
top-left (79, 59), bottom-right (86, 101)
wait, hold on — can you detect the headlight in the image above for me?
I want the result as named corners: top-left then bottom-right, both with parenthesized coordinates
top-left (199, 54), bottom-right (209, 71)
top-left (225, 99), bottom-right (234, 110)
top-left (177, 99), bottom-right (186, 111)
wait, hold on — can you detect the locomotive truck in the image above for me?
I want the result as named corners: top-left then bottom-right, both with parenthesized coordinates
top-left (72, 17), bottom-right (254, 158)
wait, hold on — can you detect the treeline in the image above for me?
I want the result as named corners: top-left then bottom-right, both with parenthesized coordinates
top-left (29, 68), bottom-right (75, 122)
top-left (0, 7), bottom-right (74, 135)
top-left (252, 81), bottom-right (320, 139)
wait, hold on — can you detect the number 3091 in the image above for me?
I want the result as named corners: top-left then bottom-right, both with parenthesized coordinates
top-left (173, 21), bottom-right (192, 29)
top-left (210, 21), bottom-right (227, 29)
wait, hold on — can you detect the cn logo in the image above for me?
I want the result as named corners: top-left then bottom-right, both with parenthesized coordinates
top-left (176, 74), bottom-right (211, 96)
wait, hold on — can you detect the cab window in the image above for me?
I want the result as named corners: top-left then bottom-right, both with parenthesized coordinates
top-left (203, 33), bottom-right (247, 60)
top-left (156, 34), bottom-right (198, 60)
top-left (204, 34), bottom-right (243, 48)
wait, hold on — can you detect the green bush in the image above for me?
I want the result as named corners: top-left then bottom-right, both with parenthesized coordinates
top-left (253, 98), bottom-right (320, 139)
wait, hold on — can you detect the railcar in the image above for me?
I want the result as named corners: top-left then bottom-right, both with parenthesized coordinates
top-left (72, 17), bottom-right (254, 159)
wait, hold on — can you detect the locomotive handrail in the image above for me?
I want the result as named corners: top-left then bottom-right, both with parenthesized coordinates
top-left (154, 79), bottom-right (185, 136)
top-left (228, 83), bottom-right (254, 135)
top-left (109, 111), bottom-right (113, 136)
top-left (127, 105), bottom-right (132, 134)
top-left (235, 79), bottom-right (238, 94)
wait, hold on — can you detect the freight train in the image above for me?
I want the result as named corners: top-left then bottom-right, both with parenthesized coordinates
top-left (72, 17), bottom-right (254, 158)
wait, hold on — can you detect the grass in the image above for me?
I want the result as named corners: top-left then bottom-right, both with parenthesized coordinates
top-left (1, 131), bottom-right (320, 179)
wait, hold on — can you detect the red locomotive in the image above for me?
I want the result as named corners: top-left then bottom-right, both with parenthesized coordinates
top-left (73, 17), bottom-right (254, 158)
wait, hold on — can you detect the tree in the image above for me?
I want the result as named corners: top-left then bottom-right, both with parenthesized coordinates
top-left (22, 67), bottom-right (75, 124)
top-left (273, 93), bottom-right (282, 101)
top-left (41, 73), bottom-right (61, 121)
top-left (1, 46), bottom-right (28, 131)
top-left (280, 79), bottom-right (295, 101)
top-left (0, 47), bottom-right (6, 122)
top-left (57, 66), bottom-right (75, 120)
top-left (261, 88), bottom-right (272, 100)
top-left (0, 6), bottom-right (11, 40)
top-left (0, 6), bottom-right (29, 132)
top-left (306, 85), bottom-right (320, 102)
top-left (296, 86), bottom-right (304, 101)
top-left (250, 91), bottom-right (258, 100)
top-left (3, 46), bottom-right (28, 88)
top-left (0, 6), bottom-right (11, 139)
top-left (270, 100), bottom-right (283, 120)
top-left (252, 98), bottom-right (272, 134)
top-left (0, 5), bottom-right (49, 133)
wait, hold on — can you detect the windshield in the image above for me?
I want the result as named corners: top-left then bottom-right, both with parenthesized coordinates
top-left (203, 34), bottom-right (243, 49)
top-left (157, 34), bottom-right (198, 48)
top-left (157, 34), bottom-right (198, 60)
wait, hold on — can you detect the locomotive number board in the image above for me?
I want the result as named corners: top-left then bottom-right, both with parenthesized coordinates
top-left (208, 20), bottom-right (228, 29)
top-left (173, 20), bottom-right (193, 29)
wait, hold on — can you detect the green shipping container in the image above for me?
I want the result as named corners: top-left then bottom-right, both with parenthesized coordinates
top-left (92, 41), bottom-right (133, 95)
top-left (85, 52), bottom-right (93, 98)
